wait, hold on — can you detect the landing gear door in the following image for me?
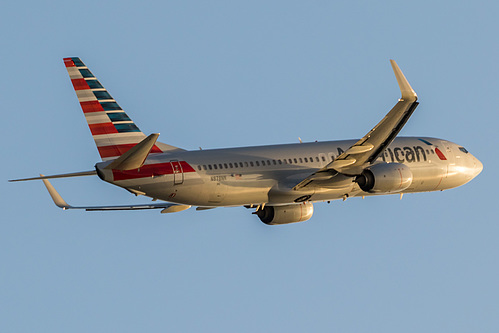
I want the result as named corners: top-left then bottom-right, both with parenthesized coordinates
top-left (170, 160), bottom-right (184, 185)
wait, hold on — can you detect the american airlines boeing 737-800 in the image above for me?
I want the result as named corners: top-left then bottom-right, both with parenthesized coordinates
top-left (10, 58), bottom-right (482, 224)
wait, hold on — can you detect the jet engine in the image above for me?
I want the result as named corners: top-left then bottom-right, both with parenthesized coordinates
top-left (256, 202), bottom-right (314, 225)
top-left (355, 162), bottom-right (413, 193)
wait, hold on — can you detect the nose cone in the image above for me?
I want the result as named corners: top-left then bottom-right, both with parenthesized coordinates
top-left (472, 157), bottom-right (483, 178)
top-left (449, 152), bottom-right (483, 187)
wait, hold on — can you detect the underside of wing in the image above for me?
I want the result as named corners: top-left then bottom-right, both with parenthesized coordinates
top-left (293, 60), bottom-right (418, 190)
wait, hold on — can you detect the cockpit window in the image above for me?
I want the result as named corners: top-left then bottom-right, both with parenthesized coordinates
top-left (459, 147), bottom-right (469, 154)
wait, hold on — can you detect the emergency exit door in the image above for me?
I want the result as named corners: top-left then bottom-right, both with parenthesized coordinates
top-left (170, 160), bottom-right (184, 185)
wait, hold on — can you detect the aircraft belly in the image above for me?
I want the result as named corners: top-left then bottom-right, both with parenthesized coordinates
top-left (166, 183), bottom-right (271, 206)
top-left (113, 174), bottom-right (273, 206)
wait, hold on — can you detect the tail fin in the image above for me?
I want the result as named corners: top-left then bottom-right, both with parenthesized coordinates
top-left (63, 57), bottom-right (183, 161)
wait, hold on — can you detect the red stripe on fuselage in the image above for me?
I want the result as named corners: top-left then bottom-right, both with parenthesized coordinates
top-left (80, 100), bottom-right (104, 113)
top-left (112, 161), bottom-right (196, 181)
top-left (89, 123), bottom-right (118, 135)
top-left (98, 144), bottom-right (163, 158)
top-left (71, 78), bottom-right (90, 90)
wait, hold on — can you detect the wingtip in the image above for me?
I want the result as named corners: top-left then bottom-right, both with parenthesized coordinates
top-left (40, 174), bottom-right (71, 209)
top-left (390, 59), bottom-right (418, 101)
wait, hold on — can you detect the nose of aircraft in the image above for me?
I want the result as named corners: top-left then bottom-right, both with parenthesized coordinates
top-left (472, 156), bottom-right (483, 178)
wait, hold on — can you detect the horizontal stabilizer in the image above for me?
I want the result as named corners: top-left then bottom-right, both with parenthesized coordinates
top-left (9, 170), bottom-right (97, 182)
top-left (105, 133), bottom-right (159, 170)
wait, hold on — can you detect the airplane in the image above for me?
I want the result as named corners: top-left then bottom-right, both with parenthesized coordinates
top-left (10, 57), bottom-right (483, 225)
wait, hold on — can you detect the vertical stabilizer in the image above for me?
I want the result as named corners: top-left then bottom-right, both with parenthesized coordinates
top-left (63, 57), bottom-right (183, 161)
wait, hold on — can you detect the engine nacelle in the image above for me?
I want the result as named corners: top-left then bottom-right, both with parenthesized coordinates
top-left (356, 162), bottom-right (413, 193)
top-left (256, 202), bottom-right (314, 225)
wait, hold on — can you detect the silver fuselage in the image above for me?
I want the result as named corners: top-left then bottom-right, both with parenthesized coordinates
top-left (96, 136), bottom-right (482, 207)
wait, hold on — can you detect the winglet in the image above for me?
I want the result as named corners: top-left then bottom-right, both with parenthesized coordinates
top-left (41, 175), bottom-right (71, 209)
top-left (105, 133), bottom-right (160, 170)
top-left (390, 60), bottom-right (417, 101)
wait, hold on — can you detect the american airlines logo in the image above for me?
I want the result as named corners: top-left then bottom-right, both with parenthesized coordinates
top-left (337, 145), bottom-right (445, 164)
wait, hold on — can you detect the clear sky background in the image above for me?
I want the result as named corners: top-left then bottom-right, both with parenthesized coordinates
top-left (1, 1), bottom-right (498, 332)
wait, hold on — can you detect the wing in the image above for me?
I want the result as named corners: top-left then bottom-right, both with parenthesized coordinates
top-left (41, 176), bottom-right (190, 213)
top-left (294, 60), bottom-right (418, 190)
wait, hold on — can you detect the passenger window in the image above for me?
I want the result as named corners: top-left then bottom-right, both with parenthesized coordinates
top-left (321, 156), bottom-right (326, 162)
top-left (310, 157), bottom-right (313, 162)
top-left (240, 162), bottom-right (244, 167)
top-left (203, 165), bottom-right (207, 170)
top-left (208, 165), bottom-right (213, 170)
top-left (267, 160), bottom-right (271, 166)
top-left (213, 164), bottom-right (218, 169)
top-left (278, 160), bottom-right (282, 165)
top-left (316, 157), bottom-right (320, 162)
top-left (304, 157), bottom-right (308, 162)
top-left (255, 161), bottom-right (260, 166)
top-left (273, 160), bottom-right (277, 165)
top-left (250, 161), bottom-right (254, 167)
top-left (234, 163), bottom-right (238, 168)
top-left (219, 164), bottom-right (223, 169)
top-left (299, 158), bottom-right (303, 163)
top-left (244, 162), bottom-right (249, 167)
top-left (197, 165), bottom-right (202, 171)
top-left (293, 158), bottom-right (298, 163)
top-left (229, 163), bottom-right (233, 168)
top-left (224, 163), bottom-right (228, 169)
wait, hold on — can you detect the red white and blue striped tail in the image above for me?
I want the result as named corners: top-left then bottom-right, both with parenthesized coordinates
top-left (63, 57), bottom-right (183, 161)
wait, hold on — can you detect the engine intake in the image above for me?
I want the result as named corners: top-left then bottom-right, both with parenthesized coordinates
top-left (256, 202), bottom-right (314, 225)
top-left (356, 162), bottom-right (413, 193)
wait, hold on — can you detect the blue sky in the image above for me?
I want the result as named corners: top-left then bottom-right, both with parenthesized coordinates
top-left (1, 1), bottom-right (498, 332)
